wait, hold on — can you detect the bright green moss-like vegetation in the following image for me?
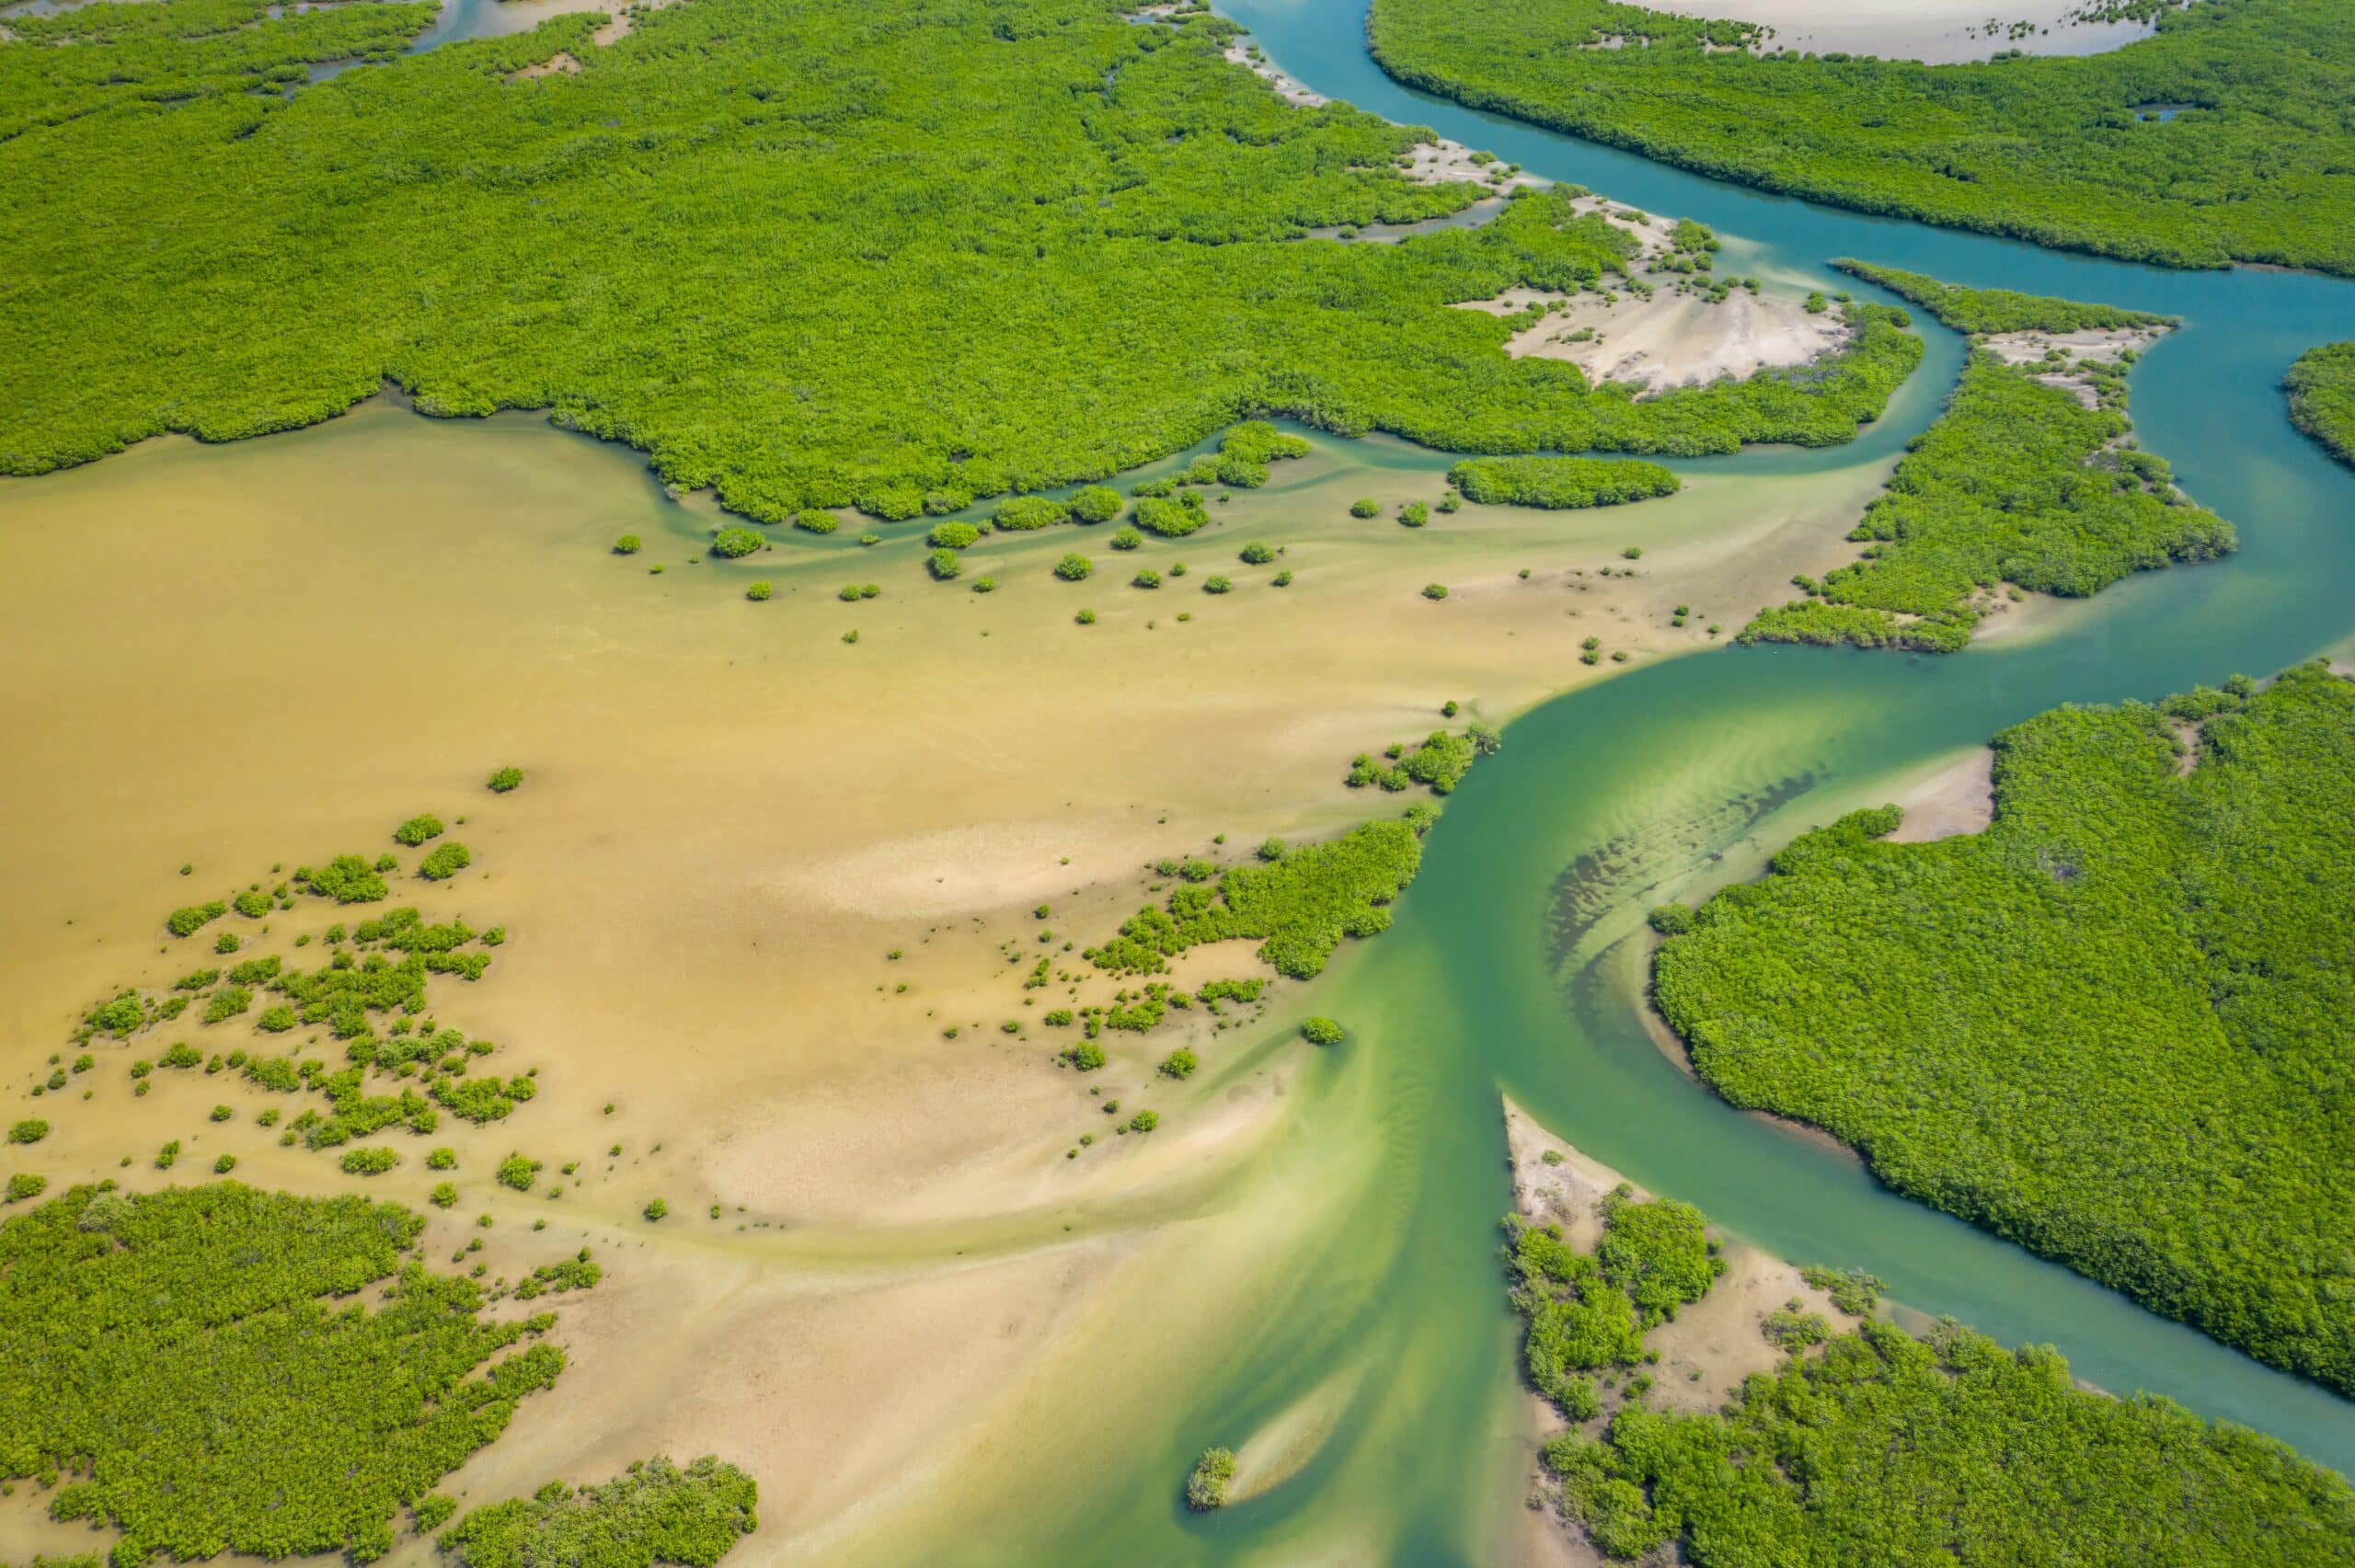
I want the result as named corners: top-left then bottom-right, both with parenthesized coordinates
top-left (440, 1455), bottom-right (757, 1568)
top-left (1505, 1188), bottom-right (1719, 1417)
top-left (2285, 342), bottom-right (2355, 469)
top-left (1086, 822), bottom-right (1421, 980)
top-left (0, 1182), bottom-right (567, 1564)
top-left (1184, 1448), bottom-right (1235, 1511)
top-left (1653, 664), bottom-right (2355, 1392)
top-left (1833, 260), bottom-right (2174, 336)
top-left (1346, 724), bottom-right (1500, 795)
top-left (418, 841), bottom-right (472, 881)
top-left (1448, 455), bottom-right (1680, 509)
top-left (1367, 0), bottom-right (2355, 275)
top-left (1507, 1196), bottom-right (2355, 1563)
top-left (3, 0), bottom-right (1919, 502)
top-left (1741, 277), bottom-right (2229, 651)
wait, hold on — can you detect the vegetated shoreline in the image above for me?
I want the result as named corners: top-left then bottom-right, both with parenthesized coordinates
top-left (1499, 1099), bottom-right (2355, 1562)
top-left (3, 0), bottom-right (1922, 531)
top-left (1648, 662), bottom-right (2355, 1397)
top-left (1363, 0), bottom-right (2355, 278)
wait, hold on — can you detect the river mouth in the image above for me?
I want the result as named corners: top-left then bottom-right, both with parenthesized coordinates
top-left (6, 0), bottom-right (2355, 1560)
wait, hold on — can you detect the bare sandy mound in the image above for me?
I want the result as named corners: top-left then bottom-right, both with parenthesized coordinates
top-left (1883, 746), bottom-right (1994, 842)
top-left (1510, 289), bottom-right (1851, 397)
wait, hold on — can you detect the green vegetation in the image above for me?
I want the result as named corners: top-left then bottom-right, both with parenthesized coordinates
top-left (303, 855), bottom-right (389, 904)
top-left (394, 815), bottom-right (445, 847)
top-left (0, 1183), bottom-right (566, 1563)
top-left (744, 581), bottom-right (772, 601)
top-left (709, 527), bottom-right (763, 559)
top-left (1507, 1197), bottom-right (2355, 1563)
top-left (926, 521), bottom-right (981, 550)
top-left (1654, 664), bottom-right (2355, 1391)
top-left (3, 2), bottom-right (1921, 517)
top-left (1087, 822), bottom-right (1420, 980)
top-left (1367, 0), bottom-right (2355, 275)
top-left (1069, 485), bottom-right (1124, 524)
top-left (1833, 260), bottom-right (2174, 336)
top-left (439, 1456), bottom-right (757, 1568)
top-left (926, 549), bottom-right (962, 581)
top-left (1238, 540), bottom-right (1277, 565)
top-left (1185, 1448), bottom-right (1236, 1511)
top-left (511, 1248), bottom-right (601, 1301)
top-left (340, 1146), bottom-right (399, 1175)
top-left (1421, 583), bottom-right (1449, 601)
top-left (642, 1197), bottom-right (669, 1222)
top-left (994, 496), bottom-right (1067, 532)
top-left (1299, 1016), bottom-right (1344, 1047)
top-left (1448, 456), bottom-right (1680, 509)
top-left (613, 535), bottom-right (642, 555)
top-left (9, 1120), bottom-right (49, 1145)
top-left (1053, 553), bottom-right (1093, 582)
top-left (419, 842), bottom-right (473, 881)
top-left (488, 767), bottom-right (524, 794)
top-left (167, 901), bottom-right (227, 938)
top-left (1347, 724), bottom-right (1500, 795)
top-left (1128, 1110), bottom-right (1159, 1132)
top-left (2285, 342), bottom-right (2355, 469)
top-left (1505, 1188), bottom-right (1720, 1418)
top-left (1158, 1048), bottom-right (1198, 1080)
top-left (1349, 498), bottom-right (1382, 519)
top-left (1741, 278), bottom-right (2229, 651)
top-left (497, 1153), bottom-right (543, 1193)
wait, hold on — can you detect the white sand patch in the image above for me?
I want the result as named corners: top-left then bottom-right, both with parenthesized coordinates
top-left (1508, 288), bottom-right (1852, 396)
top-left (1637, 0), bottom-right (2170, 65)
top-left (1453, 268), bottom-right (1853, 398)
top-left (1981, 323), bottom-right (2168, 407)
top-left (1883, 747), bottom-right (1994, 842)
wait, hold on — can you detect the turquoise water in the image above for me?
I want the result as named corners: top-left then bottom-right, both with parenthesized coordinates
top-left (1058, 0), bottom-right (2355, 1556)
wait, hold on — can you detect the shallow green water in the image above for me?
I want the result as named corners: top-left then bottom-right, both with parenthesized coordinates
top-left (985, 0), bottom-right (2355, 1559)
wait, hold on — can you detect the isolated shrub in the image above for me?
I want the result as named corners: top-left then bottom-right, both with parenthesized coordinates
top-left (1300, 1017), bottom-right (1344, 1047)
top-left (1110, 527), bottom-right (1144, 551)
top-left (419, 842), bottom-right (472, 881)
top-left (994, 496), bottom-right (1067, 531)
top-left (1054, 553), bottom-right (1094, 581)
top-left (927, 521), bottom-right (982, 549)
top-left (613, 535), bottom-right (642, 555)
top-left (1349, 498), bottom-right (1381, 518)
top-left (1186, 1448), bottom-right (1236, 1511)
top-left (711, 526), bottom-right (764, 558)
top-left (341, 1147), bottom-right (399, 1176)
top-left (395, 814), bottom-right (444, 846)
top-left (1202, 576), bottom-right (1231, 594)
top-left (746, 581), bottom-right (773, 601)
top-left (926, 547), bottom-right (963, 580)
top-left (1160, 1048), bottom-right (1199, 1080)
top-left (497, 1153), bottom-right (542, 1192)
top-left (1422, 583), bottom-right (1449, 601)
top-left (488, 766), bottom-right (524, 794)
top-left (1239, 540), bottom-right (1277, 565)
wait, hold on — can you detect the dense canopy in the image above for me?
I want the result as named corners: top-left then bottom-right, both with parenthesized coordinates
top-left (0, 0), bottom-right (1918, 518)
top-left (1367, 0), bottom-right (2355, 274)
top-left (0, 1182), bottom-right (567, 1563)
top-left (1653, 665), bottom-right (2355, 1391)
top-left (2285, 342), bottom-right (2355, 468)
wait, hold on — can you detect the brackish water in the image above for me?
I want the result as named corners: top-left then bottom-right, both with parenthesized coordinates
top-left (1001, 0), bottom-right (2355, 1559)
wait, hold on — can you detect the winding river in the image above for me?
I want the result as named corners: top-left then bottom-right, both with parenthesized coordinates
top-left (1004, 0), bottom-right (2355, 1559)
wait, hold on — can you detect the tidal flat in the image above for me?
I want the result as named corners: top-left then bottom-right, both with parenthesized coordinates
top-left (0, 390), bottom-right (1897, 1562)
